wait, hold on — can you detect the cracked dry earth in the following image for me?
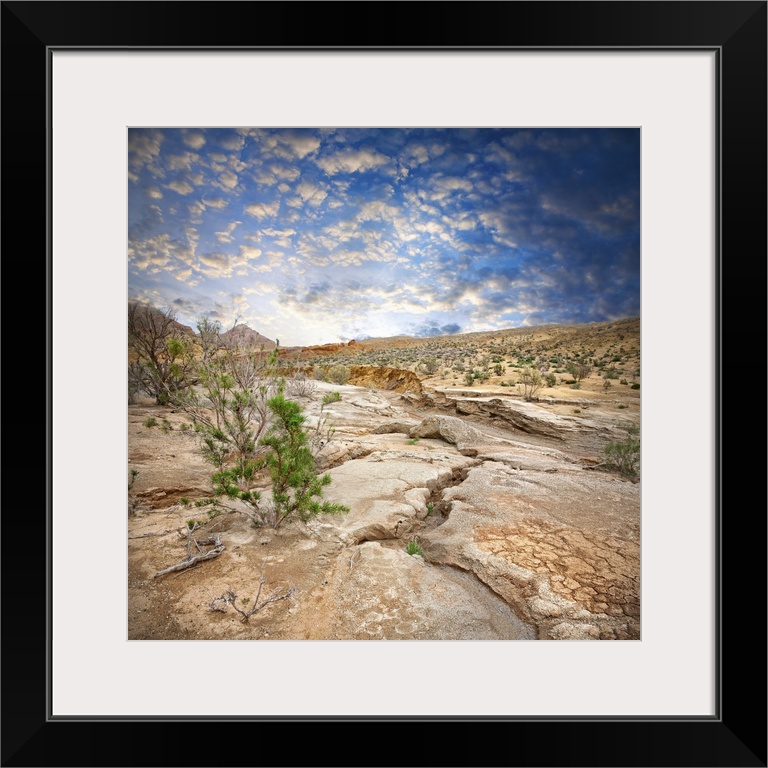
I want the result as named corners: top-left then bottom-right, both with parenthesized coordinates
top-left (128, 379), bottom-right (640, 641)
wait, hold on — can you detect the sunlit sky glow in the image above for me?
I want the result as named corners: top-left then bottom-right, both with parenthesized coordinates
top-left (128, 127), bottom-right (640, 346)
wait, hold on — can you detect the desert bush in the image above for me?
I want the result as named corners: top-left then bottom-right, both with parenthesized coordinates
top-left (567, 359), bottom-right (592, 382)
top-left (464, 372), bottom-right (475, 386)
top-left (143, 416), bottom-right (157, 428)
top-left (322, 391), bottom-right (341, 405)
top-left (286, 371), bottom-right (317, 399)
top-left (170, 323), bottom-right (283, 516)
top-left (631, 383), bottom-right (640, 390)
top-left (128, 303), bottom-right (197, 405)
top-left (420, 356), bottom-right (440, 375)
top-left (603, 433), bottom-right (640, 478)
top-left (259, 394), bottom-right (349, 529)
top-left (327, 365), bottom-right (350, 385)
top-left (517, 367), bottom-right (543, 400)
top-left (545, 373), bottom-right (557, 387)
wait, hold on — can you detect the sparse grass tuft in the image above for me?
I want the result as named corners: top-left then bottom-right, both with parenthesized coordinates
top-left (406, 539), bottom-right (424, 557)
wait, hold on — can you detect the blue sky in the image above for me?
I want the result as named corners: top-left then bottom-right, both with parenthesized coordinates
top-left (128, 128), bottom-right (639, 346)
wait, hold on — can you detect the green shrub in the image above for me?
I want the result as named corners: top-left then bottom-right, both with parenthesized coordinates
top-left (631, 383), bottom-right (640, 390)
top-left (260, 394), bottom-right (350, 529)
top-left (143, 416), bottom-right (157, 428)
top-left (603, 434), bottom-right (640, 478)
top-left (322, 391), bottom-right (341, 405)
top-left (327, 365), bottom-right (350, 385)
top-left (406, 539), bottom-right (424, 557)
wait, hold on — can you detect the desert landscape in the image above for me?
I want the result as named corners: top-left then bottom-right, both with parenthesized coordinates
top-left (128, 312), bottom-right (640, 641)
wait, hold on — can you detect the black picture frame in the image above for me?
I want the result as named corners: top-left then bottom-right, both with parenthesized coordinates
top-left (3, 2), bottom-right (765, 766)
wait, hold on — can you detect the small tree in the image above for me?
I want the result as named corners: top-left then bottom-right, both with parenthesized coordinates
top-left (171, 319), bottom-right (283, 513)
top-left (567, 359), bottom-right (592, 382)
top-left (128, 303), bottom-right (197, 404)
top-left (420, 356), bottom-right (440, 375)
top-left (517, 367), bottom-right (543, 400)
top-left (259, 394), bottom-right (349, 529)
top-left (327, 365), bottom-right (350, 385)
top-left (603, 428), bottom-right (640, 478)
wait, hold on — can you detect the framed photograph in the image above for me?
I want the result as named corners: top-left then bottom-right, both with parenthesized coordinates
top-left (6, 1), bottom-right (765, 765)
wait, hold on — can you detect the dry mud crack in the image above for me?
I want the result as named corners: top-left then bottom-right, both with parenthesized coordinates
top-left (129, 379), bottom-right (640, 640)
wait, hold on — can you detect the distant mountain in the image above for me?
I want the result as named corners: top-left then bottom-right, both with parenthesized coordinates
top-left (220, 324), bottom-right (277, 349)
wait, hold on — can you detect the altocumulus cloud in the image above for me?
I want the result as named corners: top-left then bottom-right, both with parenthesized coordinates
top-left (128, 127), bottom-right (639, 346)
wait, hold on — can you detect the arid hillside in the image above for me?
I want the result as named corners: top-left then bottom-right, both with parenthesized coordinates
top-left (128, 315), bottom-right (640, 641)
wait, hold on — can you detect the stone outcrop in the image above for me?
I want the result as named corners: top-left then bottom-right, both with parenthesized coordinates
top-left (421, 455), bottom-right (640, 640)
top-left (306, 542), bottom-right (535, 640)
top-left (409, 414), bottom-right (500, 455)
top-left (348, 365), bottom-right (423, 394)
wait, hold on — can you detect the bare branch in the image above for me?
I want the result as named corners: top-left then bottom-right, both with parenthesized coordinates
top-left (154, 544), bottom-right (225, 578)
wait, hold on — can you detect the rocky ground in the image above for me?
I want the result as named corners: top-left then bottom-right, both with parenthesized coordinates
top-left (128, 369), bottom-right (640, 641)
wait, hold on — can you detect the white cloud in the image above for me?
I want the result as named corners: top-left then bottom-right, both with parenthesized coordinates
top-left (218, 170), bottom-right (239, 189)
top-left (167, 152), bottom-right (199, 171)
top-left (428, 176), bottom-right (473, 201)
top-left (261, 228), bottom-right (296, 247)
top-left (183, 131), bottom-right (206, 149)
top-left (297, 181), bottom-right (328, 206)
top-left (280, 131), bottom-right (321, 159)
top-left (245, 201), bottom-right (280, 219)
top-left (357, 200), bottom-right (399, 222)
top-left (238, 245), bottom-right (262, 261)
top-left (198, 252), bottom-right (231, 277)
top-left (166, 180), bottom-right (194, 196)
top-left (316, 148), bottom-right (390, 176)
top-left (215, 221), bottom-right (241, 244)
top-left (202, 197), bottom-right (228, 209)
top-left (220, 133), bottom-right (245, 151)
top-left (147, 187), bottom-right (163, 200)
top-left (270, 164), bottom-right (301, 182)
top-left (187, 200), bottom-right (206, 221)
top-left (129, 129), bottom-right (164, 168)
top-left (174, 268), bottom-right (193, 282)
top-left (129, 233), bottom-right (193, 271)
